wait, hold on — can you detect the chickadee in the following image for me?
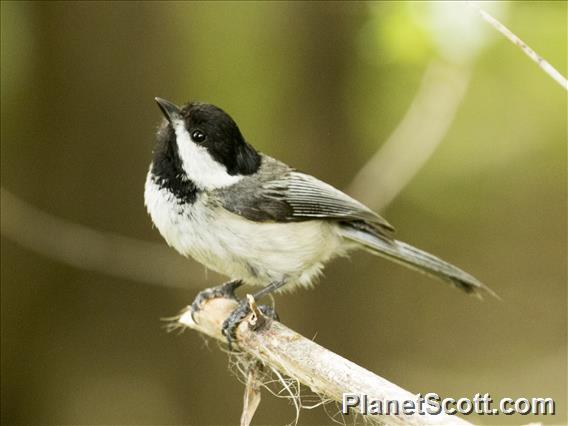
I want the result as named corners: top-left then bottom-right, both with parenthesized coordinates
top-left (145, 98), bottom-right (494, 340)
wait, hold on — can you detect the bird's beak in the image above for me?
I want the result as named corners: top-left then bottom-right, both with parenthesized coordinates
top-left (155, 97), bottom-right (181, 123)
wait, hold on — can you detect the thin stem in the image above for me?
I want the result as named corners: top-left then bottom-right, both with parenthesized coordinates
top-left (468, 1), bottom-right (567, 91)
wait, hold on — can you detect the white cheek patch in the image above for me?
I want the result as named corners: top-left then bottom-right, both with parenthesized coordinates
top-left (173, 120), bottom-right (242, 190)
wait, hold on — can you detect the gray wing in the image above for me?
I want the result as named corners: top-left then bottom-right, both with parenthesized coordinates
top-left (216, 156), bottom-right (395, 240)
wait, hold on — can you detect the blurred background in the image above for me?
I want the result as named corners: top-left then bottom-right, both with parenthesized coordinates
top-left (1, 1), bottom-right (566, 425)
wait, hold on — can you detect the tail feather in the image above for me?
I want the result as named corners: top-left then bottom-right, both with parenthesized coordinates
top-left (341, 227), bottom-right (498, 299)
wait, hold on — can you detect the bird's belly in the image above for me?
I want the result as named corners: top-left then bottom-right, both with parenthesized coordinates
top-left (145, 177), bottom-right (344, 288)
top-left (201, 210), bottom-right (344, 286)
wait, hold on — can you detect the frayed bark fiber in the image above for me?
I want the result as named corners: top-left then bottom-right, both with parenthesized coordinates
top-left (177, 296), bottom-right (473, 426)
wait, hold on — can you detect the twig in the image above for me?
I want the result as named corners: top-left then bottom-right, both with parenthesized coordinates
top-left (179, 296), bottom-right (474, 426)
top-left (348, 61), bottom-right (470, 210)
top-left (0, 187), bottom-right (200, 288)
top-left (240, 361), bottom-right (263, 426)
top-left (468, 1), bottom-right (567, 91)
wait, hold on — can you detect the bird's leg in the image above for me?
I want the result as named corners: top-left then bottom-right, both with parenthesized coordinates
top-left (221, 280), bottom-right (287, 349)
top-left (190, 279), bottom-right (243, 322)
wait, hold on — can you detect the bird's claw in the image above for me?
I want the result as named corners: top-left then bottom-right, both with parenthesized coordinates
top-left (190, 280), bottom-right (243, 323)
top-left (221, 297), bottom-right (279, 350)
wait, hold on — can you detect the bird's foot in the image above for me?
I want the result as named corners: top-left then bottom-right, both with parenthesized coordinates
top-left (222, 296), bottom-right (279, 350)
top-left (190, 279), bottom-right (243, 323)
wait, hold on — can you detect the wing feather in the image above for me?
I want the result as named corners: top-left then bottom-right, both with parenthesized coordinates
top-left (265, 172), bottom-right (394, 238)
top-left (216, 157), bottom-right (394, 240)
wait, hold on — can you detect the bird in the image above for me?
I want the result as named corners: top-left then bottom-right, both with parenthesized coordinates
top-left (145, 97), bottom-right (495, 342)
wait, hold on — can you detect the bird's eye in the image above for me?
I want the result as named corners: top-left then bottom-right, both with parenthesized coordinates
top-left (191, 129), bottom-right (206, 143)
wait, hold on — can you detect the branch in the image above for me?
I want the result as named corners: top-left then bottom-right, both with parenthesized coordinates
top-left (0, 187), bottom-right (201, 289)
top-left (347, 61), bottom-right (470, 211)
top-left (178, 296), bottom-right (474, 426)
top-left (468, 2), bottom-right (567, 91)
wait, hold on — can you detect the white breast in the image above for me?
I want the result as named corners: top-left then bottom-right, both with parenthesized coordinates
top-left (144, 171), bottom-right (346, 289)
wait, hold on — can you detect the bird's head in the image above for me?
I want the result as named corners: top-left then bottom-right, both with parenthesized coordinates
top-left (153, 98), bottom-right (260, 190)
